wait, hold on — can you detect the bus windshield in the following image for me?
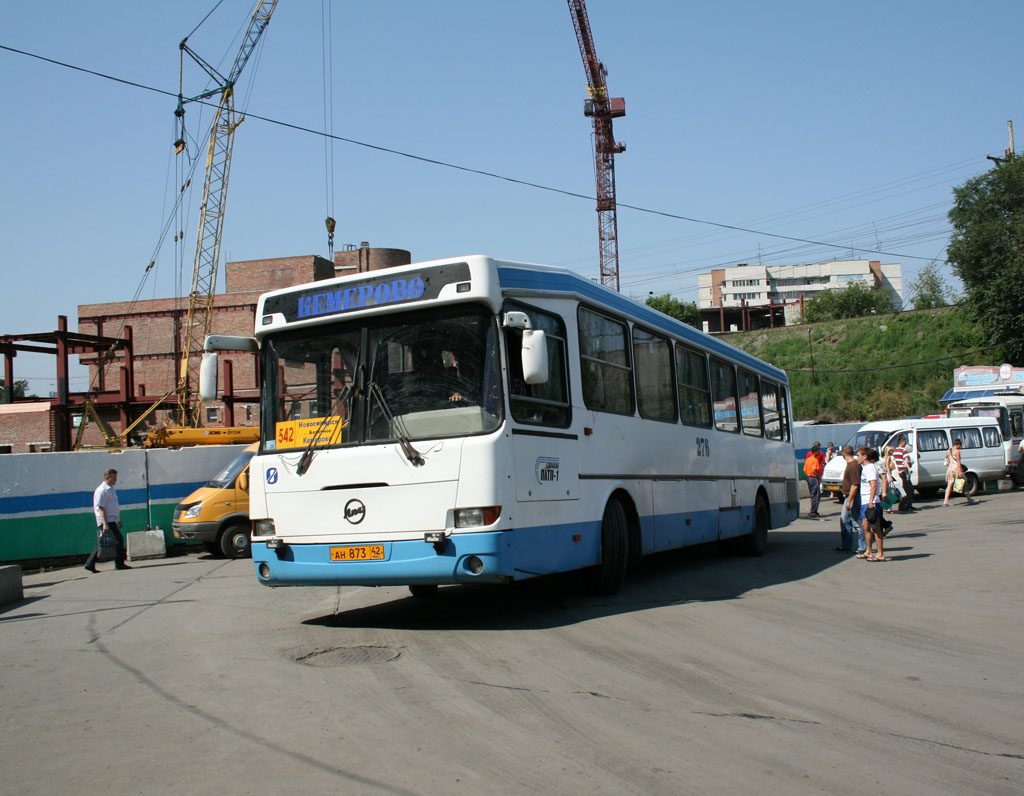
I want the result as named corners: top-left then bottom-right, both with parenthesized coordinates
top-left (261, 304), bottom-right (503, 451)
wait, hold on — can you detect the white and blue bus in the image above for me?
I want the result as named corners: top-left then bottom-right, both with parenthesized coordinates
top-left (201, 255), bottom-right (799, 595)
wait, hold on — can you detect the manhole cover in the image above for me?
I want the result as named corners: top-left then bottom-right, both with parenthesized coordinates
top-left (295, 645), bottom-right (401, 666)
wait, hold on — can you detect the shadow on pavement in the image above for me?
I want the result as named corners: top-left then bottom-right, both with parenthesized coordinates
top-left (306, 526), bottom-right (855, 632)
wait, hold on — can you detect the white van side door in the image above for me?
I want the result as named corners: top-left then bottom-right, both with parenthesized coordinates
top-left (914, 429), bottom-right (950, 487)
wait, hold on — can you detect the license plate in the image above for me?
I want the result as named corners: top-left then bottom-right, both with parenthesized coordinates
top-left (330, 544), bottom-right (385, 562)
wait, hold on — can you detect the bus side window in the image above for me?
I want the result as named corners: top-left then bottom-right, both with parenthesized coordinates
top-left (633, 326), bottom-right (676, 423)
top-left (983, 426), bottom-right (1002, 447)
top-left (578, 307), bottom-right (634, 416)
top-left (761, 380), bottom-right (782, 440)
top-left (676, 345), bottom-right (711, 428)
top-left (738, 369), bottom-right (763, 437)
top-left (1011, 411), bottom-right (1024, 438)
top-left (504, 304), bottom-right (570, 427)
top-left (709, 357), bottom-right (739, 433)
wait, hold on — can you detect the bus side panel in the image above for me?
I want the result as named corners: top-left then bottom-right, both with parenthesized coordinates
top-left (651, 481), bottom-right (718, 551)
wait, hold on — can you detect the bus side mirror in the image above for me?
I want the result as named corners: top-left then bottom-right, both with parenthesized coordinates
top-left (199, 353), bottom-right (219, 402)
top-left (237, 468), bottom-right (249, 492)
top-left (521, 330), bottom-right (548, 384)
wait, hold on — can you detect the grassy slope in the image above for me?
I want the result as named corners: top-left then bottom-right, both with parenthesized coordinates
top-left (723, 307), bottom-right (998, 421)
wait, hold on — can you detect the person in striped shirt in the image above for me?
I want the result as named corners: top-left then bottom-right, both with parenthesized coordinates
top-left (891, 436), bottom-right (915, 512)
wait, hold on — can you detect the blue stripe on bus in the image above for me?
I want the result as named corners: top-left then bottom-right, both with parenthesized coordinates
top-left (251, 505), bottom-right (758, 588)
top-left (496, 264), bottom-right (788, 383)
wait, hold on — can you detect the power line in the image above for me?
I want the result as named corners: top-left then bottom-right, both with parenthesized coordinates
top-left (0, 43), bottom-right (970, 266)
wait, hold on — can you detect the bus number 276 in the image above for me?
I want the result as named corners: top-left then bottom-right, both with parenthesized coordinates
top-left (696, 437), bottom-right (710, 457)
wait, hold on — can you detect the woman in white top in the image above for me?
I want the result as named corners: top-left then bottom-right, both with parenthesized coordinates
top-left (856, 447), bottom-right (887, 561)
top-left (943, 438), bottom-right (980, 507)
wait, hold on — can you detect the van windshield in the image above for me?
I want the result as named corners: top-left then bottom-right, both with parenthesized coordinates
top-left (206, 449), bottom-right (256, 489)
top-left (847, 429), bottom-right (906, 451)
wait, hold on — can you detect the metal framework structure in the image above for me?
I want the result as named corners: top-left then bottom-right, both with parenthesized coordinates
top-left (567, 0), bottom-right (626, 291)
top-left (175, 0), bottom-right (278, 427)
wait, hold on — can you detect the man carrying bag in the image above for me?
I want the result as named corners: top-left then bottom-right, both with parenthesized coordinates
top-left (84, 468), bottom-right (132, 573)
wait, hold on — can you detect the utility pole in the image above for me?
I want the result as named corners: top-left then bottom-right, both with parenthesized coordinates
top-left (987, 120), bottom-right (1016, 165)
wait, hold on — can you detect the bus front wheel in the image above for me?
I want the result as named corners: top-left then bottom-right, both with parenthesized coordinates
top-left (587, 499), bottom-right (629, 595)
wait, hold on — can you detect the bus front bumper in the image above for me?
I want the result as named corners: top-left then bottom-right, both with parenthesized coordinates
top-left (251, 531), bottom-right (517, 587)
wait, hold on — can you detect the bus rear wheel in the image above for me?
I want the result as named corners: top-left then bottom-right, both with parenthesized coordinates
top-left (963, 472), bottom-right (980, 497)
top-left (587, 499), bottom-right (629, 595)
top-left (733, 496), bottom-right (769, 557)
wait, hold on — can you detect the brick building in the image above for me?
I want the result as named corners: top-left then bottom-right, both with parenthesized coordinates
top-left (0, 245), bottom-right (410, 450)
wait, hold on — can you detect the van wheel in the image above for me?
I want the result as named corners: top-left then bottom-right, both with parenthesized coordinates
top-left (963, 472), bottom-right (980, 497)
top-left (586, 499), bottom-right (629, 595)
top-left (1013, 467), bottom-right (1024, 487)
top-left (219, 523), bottom-right (251, 559)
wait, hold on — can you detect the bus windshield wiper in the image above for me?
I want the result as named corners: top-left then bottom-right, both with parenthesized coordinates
top-left (296, 383), bottom-right (353, 476)
top-left (368, 381), bottom-right (424, 466)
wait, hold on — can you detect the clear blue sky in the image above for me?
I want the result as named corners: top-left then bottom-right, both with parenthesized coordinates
top-left (2, 0), bottom-right (1022, 394)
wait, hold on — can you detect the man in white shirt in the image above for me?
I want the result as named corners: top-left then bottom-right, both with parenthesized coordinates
top-left (85, 468), bottom-right (131, 572)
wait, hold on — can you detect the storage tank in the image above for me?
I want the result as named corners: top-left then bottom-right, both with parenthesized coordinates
top-left (334, 243), bottom-right (411, 274)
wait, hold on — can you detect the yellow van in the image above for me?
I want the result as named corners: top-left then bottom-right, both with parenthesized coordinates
top-left (172, 442), bottom-right (257, 558)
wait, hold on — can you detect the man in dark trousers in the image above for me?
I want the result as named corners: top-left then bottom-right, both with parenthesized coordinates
top-left (84, 468), bottom-right (131, 573)
top-left (804, 441), bottom-right (826, 518)
top-left (835, 445), bottom-right (861, 552)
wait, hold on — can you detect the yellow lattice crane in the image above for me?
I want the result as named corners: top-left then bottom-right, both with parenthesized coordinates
top-left (174, 0), bottom-right (278, 427)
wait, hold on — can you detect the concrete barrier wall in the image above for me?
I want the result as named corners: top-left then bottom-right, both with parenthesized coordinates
top-left (0, 445), bottom-right (247, 562)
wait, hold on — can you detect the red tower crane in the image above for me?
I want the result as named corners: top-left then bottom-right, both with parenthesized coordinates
top-left (567, 0), bottom-right (626, 291)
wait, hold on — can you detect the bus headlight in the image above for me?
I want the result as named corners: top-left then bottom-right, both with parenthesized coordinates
top-left (183, 503), bottom-right (202, 520)
top-left (454, 507), bottom-right (501, 528)
top-left (252, 519), bottom-right (276, 538)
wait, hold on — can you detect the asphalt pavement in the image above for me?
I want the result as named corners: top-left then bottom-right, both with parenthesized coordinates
top-left (1, 489), bottom-right (1022, 795)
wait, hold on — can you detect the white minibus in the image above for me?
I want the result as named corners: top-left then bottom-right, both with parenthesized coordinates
top-left (821, 416), bottom-right (1005, 498)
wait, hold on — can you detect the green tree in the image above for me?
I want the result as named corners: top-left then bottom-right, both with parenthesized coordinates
top-left (802, 281), bottom-right (896, 323)
top-left (0, 378), bottom-right (29, 402)
top-left (907, 261), bottom-right (951, 309)
top-left (947, 156), bottom-right (1024, 364)
top-left (645, 294), bottom-right (701, 328)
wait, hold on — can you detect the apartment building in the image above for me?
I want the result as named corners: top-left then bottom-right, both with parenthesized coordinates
top-left (697, 259), bottom-right (903, 311)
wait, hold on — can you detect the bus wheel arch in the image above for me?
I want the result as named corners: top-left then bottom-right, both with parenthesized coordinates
top-left (962, 471), bottom-right (980, 497)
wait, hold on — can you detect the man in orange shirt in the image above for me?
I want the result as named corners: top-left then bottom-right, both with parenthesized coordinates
top-left (804, 441), bottom-right (826, 518)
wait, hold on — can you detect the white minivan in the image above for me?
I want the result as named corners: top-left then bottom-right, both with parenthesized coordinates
top-left (821, 416), bottom-right (1006, 498)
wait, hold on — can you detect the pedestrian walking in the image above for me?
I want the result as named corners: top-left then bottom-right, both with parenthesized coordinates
top-left (891, 435), bottom-right (915, 512)
top-left (942, 439), bottom-right (979, 507)
top-left (834, 445), bottom-right (861, 553)
top-left (84, 468), bottom-right (131, 573)
top-left (856, 447), bottom-right (887, 561)
top-left (804, 441), bottom-right (826, 518)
